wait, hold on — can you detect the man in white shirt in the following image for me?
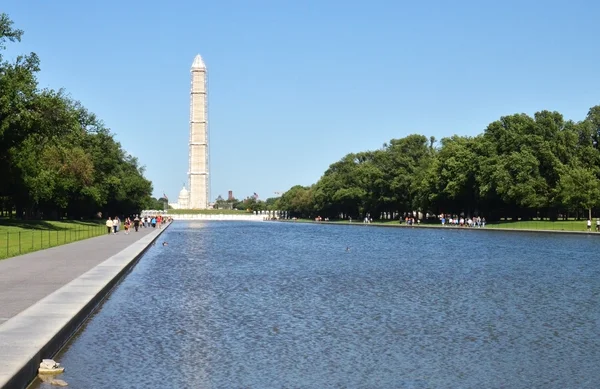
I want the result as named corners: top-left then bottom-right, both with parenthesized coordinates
top-left (106, 217), bottom-right (113, 235)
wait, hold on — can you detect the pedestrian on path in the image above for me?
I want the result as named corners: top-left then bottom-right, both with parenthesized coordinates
top-left (113, 217), bottom-right (119, 234)
top-left (106, 217), bottom-right (113, 235)
top-left (134, 215), bottom-right (140, 232)
top-left (124, 218), bottom-right (131, 235)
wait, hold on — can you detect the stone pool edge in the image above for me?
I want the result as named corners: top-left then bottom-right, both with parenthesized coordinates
top-left (0, 224), bottom-right (170, 389)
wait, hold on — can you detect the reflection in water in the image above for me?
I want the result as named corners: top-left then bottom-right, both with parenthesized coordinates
top-left (31, 222), bottom-right (600, 389)
top-left (186, 221), bottom-right (209, 230)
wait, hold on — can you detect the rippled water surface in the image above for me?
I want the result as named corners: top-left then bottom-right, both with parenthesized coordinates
top-left (31, 222), bottom-right (600, 389)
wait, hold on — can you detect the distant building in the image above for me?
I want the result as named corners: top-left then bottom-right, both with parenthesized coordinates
top-left (169, 185), bottom-right (190, 209)
top-left (228, 190), bottom-right (233, 201)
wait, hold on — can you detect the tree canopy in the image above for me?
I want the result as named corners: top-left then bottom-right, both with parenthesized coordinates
top-left (0, 14), bottom-right (154, 219)
top-left (276, 107), bottom-right (600, 221)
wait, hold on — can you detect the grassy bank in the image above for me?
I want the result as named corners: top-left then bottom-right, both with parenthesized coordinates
top-left (487, 220), bottom-right (592, 231)
top-left (0, 219), bottom-right (105, 260)
top-left (286, 218), bottom-right (597, 232)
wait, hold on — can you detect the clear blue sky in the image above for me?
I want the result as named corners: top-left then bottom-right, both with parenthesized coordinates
top-left (3, 0), bottom-right (599, 202)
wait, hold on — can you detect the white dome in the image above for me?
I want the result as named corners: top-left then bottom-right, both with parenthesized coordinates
top-left (179, 186), bottom-right (189, 197)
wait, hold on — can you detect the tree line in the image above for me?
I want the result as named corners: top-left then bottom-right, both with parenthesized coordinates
top-left (214, 194), bottom-right (278, 212)
top-left (0, 14), bottom-right (154, 219)
top-left (276, 107), bottom-right (600, 221)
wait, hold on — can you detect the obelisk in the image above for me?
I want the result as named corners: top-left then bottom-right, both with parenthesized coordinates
top-left (188, 54), bottom-right (209, 209)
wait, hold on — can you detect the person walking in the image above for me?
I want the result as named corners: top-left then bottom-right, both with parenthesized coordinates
top-left (587, 219), bottom-right (592, 231)
top-left (113, 217), bottom-right (119, 234)
top-left (106, 217), bottom-right (113, 235)
top-left (125, 218), bottom-right (131, 235)
top-left (596, 218), bottom-right (600, 232)
top-left (134, 215), bottom-right (140, 232)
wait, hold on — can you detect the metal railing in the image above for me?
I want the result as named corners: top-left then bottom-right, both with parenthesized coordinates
top-left (0, 225), bottom-right (105, 260)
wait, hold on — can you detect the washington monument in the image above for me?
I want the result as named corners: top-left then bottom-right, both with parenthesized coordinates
top-left (188, 54), bottom-right (209, 209)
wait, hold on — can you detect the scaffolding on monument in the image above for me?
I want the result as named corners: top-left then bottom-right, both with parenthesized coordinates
top-left (187, 72), bottom-right (193, 197)
top-left (187, 56), bottom-right (210, 209)
top-left (205, 67), bottom-right (210, 207)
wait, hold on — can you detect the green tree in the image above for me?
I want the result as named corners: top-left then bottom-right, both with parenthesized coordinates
top-left (278, 185), bottom-right (315, 218)
top-left (427, 135), bottom-right (479, 215)
top-left (0, 14), bottom-right (154, 219)
top-left (556, 165), bottom-right (600, 220)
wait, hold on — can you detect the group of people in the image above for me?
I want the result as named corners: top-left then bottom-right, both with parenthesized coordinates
top-left (586, 219), bottom-right (600, 232)
top-left (104, 214), bottom-right (172, 235)
top-left (440, 215), bottom-right (486, 228)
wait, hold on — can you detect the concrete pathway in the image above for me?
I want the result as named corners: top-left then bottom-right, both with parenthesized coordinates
top-left (0, 225), bottom-right (164, 325)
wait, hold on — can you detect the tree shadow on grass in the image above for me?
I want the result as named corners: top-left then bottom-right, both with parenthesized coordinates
top-left (0, 219), bottom-right (102, 231)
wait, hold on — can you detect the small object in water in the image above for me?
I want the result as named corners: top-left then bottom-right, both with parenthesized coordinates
top-left (162, 242), bottom-right (168, 246)
top-left (50, 379), bottom-right (68, 386)
top-left (38, 359), bottom-right (65, 374)
top-left (346, 246), bottom-right (350, 252)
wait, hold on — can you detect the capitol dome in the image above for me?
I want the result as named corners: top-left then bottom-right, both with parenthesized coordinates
top-left (178, 185), bottom-right (190, 209)
top-left (179, 186), bottom-right (189, 197)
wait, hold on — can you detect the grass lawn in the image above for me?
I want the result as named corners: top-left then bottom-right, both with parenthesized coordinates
top-left (487, 219), bottom-right (592, 232)
top-left (285, 218), bottom-right (597, 232)
top-left (0, 219), bottom-right (105, 260)
top-left (167, 209), bottom-right (252, 215)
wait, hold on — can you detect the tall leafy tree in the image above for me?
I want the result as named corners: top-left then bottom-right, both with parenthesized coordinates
top-left (0, 13), bottom-right (154, 219)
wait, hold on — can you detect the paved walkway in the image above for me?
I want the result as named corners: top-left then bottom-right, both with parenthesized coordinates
top-left (0, 225), bottom-right (165, 325)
